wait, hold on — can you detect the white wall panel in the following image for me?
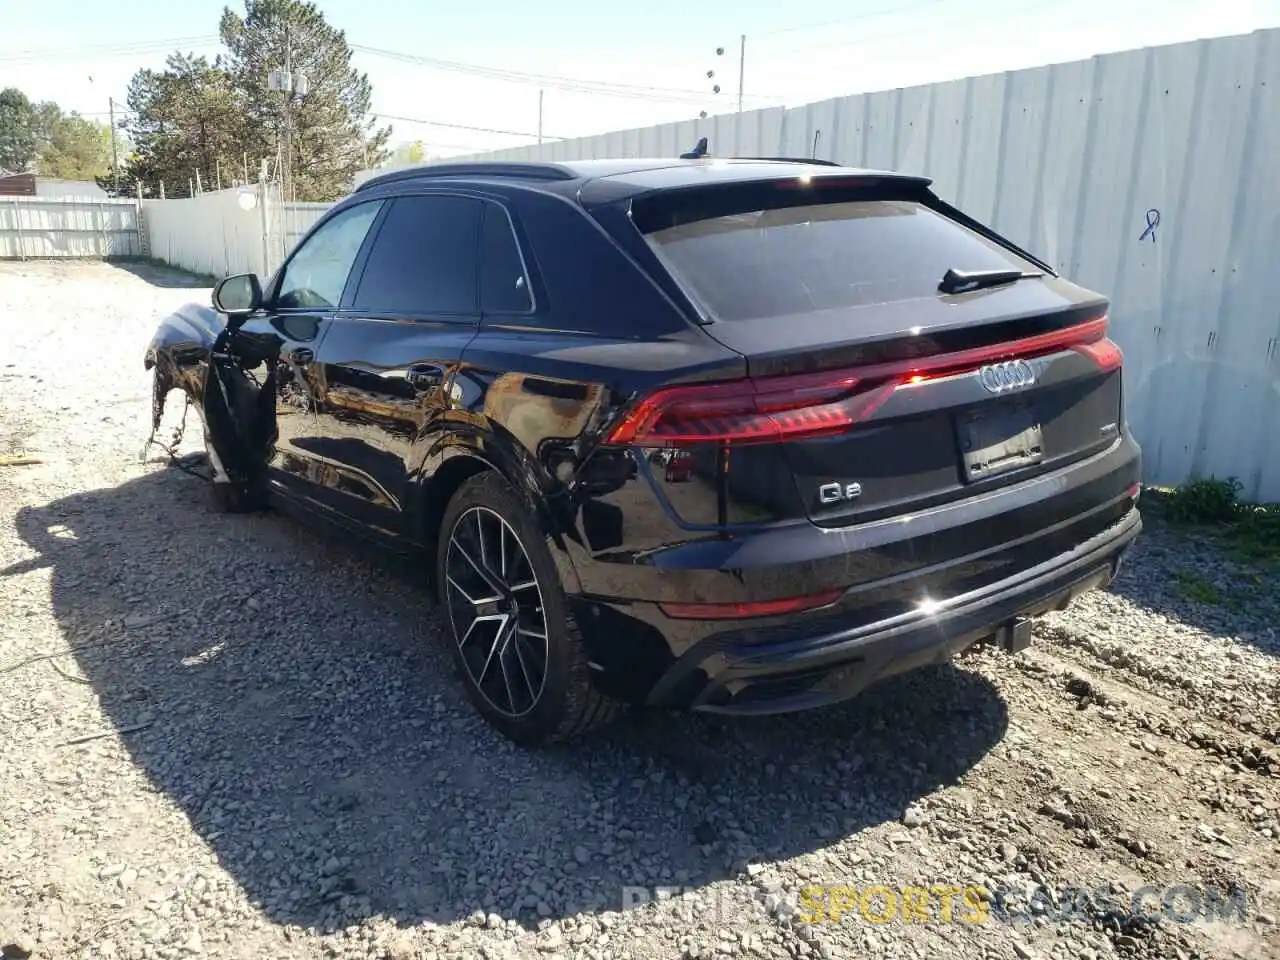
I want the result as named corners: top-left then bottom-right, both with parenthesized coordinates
top-left (142, 186), bottom-right (327, 281)
top-left (0, 197), bottom-right (141, 259)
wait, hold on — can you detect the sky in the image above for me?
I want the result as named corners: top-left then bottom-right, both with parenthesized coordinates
top-left (2, 0), bottom-right (1279, 162)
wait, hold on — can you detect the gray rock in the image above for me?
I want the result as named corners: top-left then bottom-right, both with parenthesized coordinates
top-left (538, 926), bottom-right (564, 952)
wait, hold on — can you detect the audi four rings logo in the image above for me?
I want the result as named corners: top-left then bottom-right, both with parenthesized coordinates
top-left (978, 359), bottom-right (1037, 393)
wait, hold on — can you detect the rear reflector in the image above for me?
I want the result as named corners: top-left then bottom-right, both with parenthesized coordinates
top-left (1128, 482), bottom-right (1142, 501)
top-left (607, 315), bottom-right (1118, 447)
top-left (658, 589), bottom-right (844, 621)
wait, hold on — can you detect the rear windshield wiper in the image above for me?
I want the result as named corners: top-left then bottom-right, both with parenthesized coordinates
top-left (938, 267), bottom-right (1044, 295)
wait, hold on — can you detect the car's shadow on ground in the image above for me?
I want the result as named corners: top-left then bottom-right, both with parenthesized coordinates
top-left (8, 465), bottom-right (1010, 934)
top-left (107, 259), bottom-right (212, 289)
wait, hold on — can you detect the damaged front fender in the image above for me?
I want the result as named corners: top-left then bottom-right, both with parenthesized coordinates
top-left (144, 302), bottom-right (225, 431)
top-left (145, 302), bottom-right (274, 489)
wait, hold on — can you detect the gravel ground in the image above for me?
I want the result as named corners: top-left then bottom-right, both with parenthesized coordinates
top-left (1, 259), bottom-right (1278, 960)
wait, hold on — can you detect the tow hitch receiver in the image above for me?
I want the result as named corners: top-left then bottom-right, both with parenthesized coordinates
top-left (998, 617), bottom-right (1034, 654)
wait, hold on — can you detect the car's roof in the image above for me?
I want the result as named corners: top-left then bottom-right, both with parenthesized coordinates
top-left (354, 157), bottom-right (931, 204)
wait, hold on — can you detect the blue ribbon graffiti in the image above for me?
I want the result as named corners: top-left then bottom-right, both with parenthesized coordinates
top-left (1139, 208), bottom-right (1160, 243)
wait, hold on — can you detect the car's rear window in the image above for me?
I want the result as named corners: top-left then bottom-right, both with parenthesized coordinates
top-left (642, 199), bottom-right (1033, 323)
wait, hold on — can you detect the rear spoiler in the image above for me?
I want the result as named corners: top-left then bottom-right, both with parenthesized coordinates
top-left (733, 157), bottom-right (842, 167)
top-left (624, 172), bottom-right (933, 232)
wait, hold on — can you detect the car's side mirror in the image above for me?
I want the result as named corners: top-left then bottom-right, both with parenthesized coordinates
top-left (212, 274), bottom-right (263, 316)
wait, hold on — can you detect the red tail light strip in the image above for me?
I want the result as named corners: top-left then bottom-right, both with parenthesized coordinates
top-left (1072, 337), bottom-right (1124, 372)
top-left (658, 588), bottom-right (844, 620)
top-left (607, 315), bottom-right (1117, 447)
top-left (843, 315), bottom-right (1113, 384)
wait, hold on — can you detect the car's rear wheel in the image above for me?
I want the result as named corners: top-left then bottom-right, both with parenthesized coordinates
top-left (436, 472), bottom-right (620, 746)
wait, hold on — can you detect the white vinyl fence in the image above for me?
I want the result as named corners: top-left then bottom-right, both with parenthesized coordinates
top-left (141, 184), bottom-right (328, 281)
top-left (0, 197), bottom-right (142, 259)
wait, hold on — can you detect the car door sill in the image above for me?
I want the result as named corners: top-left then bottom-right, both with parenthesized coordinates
top-left (267, 484), bottom-right (420, 556)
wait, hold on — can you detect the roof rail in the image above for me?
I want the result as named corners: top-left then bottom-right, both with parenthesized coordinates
top-left (355, 161), bottom-right (575, 192)
top-left (735, 157), bottom-right (843, 167)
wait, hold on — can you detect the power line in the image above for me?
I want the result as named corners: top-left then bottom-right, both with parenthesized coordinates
top-left (79, 105), bottom-right (138, 117)
top-left (393, 138), bottom-right (491, 153)
top-left (353, 44), bottom-right (717, 103)
top-left (421, 141), bottom-right (490, 152)
top-left (599, 1), bottom-right (943, 79)
top-left (351, 43), bottom-right (783, 106)
top-left (0, 35), bottom-right (220, 64)
top-left (373, 112), bottom-right (567, 141)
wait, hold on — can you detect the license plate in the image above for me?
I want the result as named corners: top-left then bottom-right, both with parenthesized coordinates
top-left (958, 403), bottom-right (1044, 482)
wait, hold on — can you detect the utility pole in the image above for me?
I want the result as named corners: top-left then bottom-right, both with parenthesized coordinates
top-left (282, 23), bottom-right (292, 205)
top-left (108, 96), bottom-right (120, 193)
top-left (537, 90), bottom-right (544, 144)
top-left (737, 35), bottom-right (746, 113)
top-left (269, 25), bottom-right (308, 203)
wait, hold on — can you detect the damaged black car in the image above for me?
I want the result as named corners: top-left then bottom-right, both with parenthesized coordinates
top-left (145, 157), bottom-right (1142, 747)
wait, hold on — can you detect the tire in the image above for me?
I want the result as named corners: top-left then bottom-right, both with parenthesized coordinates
top-left (204, 430), bottom-right (265, 514)
top-left (209, 480), bottom-right (263, 514)
top-left (436, 472), bottom-right (620, 746)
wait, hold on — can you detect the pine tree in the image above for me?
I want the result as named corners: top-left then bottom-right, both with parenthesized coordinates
top-left (117, 54), bottom-right (252, 197)
top-left (219, 0), bottom-right (390, 201)
top-left (0, 88), bottom-right (38, 172)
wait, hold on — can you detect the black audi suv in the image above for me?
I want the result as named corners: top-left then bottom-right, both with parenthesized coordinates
top-left (146, 156), bottom-right (1142, 746)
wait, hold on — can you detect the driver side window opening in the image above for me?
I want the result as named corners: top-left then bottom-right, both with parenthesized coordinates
top-left (275, 201), bottom-right (384, 310)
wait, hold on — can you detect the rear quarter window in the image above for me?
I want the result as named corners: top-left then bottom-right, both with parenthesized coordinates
top-left (643, 199), bottom-right (1033, 323)
top-left (496, 189), bottom-right (690, 337)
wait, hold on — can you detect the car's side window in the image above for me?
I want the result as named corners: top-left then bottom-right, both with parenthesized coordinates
top-left (350, 195), bottom-right (482, 317)
top-left (480, 203), bottom-right (534, 314)
top-left (275, 201), bottom-right (383, 310)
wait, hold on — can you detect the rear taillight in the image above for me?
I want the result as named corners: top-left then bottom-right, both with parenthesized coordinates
top-left (606, 315), bottom-right (1119, 448)
top-left (1073, 337), bottom-right (1124, 372)
top-left (605, 370), bottom-right (894, 447)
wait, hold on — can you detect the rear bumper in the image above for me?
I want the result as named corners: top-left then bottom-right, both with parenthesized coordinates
top-left (642, 507), bottom-right (1140, 714)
